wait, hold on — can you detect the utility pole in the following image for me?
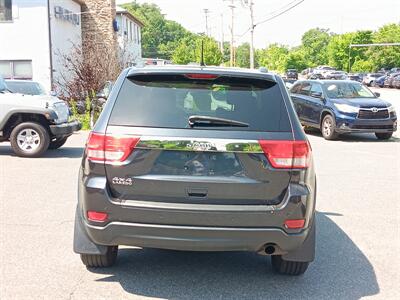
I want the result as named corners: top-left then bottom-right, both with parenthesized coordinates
top-left (242, 0), bottom-right (255, 68)
top-left (248, 0), bottom-right (255, 69)
top-left (228, 1), bottom-right (235, 67)
top-left (203, 9), bottom-right (210, 36)
top-left (220, 13), bottom-right (224, 54)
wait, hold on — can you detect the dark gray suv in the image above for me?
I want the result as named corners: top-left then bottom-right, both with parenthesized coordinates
top-left (74, 66), bottom-right (317, 276)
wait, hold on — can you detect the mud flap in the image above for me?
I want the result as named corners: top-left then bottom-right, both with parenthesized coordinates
top-left (282, 218), bottom-right (316, 262)
top-left (73, 206), bottom-right (108, 255)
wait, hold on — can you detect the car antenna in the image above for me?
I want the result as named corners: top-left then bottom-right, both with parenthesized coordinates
top-left (200, 39), bottom-right (206, 67)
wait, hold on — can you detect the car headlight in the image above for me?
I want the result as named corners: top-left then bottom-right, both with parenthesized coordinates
top-left (334, 103), bottom-right (359, 114)
top-left (388, 105), bottom-right (396, 113)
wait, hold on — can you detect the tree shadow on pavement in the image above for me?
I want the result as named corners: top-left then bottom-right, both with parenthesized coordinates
top-left (0, 146), bottom-right (84, 158)
top-left (89, 212), bottom-right (379, 300)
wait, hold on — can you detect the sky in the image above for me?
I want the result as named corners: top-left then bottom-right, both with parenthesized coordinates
top-left (116, 0), bottom-right (400, 49)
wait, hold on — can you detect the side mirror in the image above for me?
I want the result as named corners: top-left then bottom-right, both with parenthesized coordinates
top-left (374, 92), bottom-right (380, 97)
top-left (311, 92), bottom-right (324, 99)
top-left (50, 91), bottom-right (57, 97)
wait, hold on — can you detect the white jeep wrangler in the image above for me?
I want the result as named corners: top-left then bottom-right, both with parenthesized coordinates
top-left (0, 76), bottom-right (81, 157)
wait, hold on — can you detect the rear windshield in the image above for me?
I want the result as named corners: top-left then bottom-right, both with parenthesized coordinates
top-left (109, 74), bottom-right (291, 132)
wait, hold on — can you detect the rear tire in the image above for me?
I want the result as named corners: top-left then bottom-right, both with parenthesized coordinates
top-left (80, 246), bottom-right (118, 267)
top-left (321, 115), bottom-right (338, 140)
top-left (375, 132), bottom-right (393, 140)
top-left (271, 255), bottom-right (309, 276)
top-left (10, 122), bottom-right (50, 157)
top-left (48, 137), bottom-right (68, 149)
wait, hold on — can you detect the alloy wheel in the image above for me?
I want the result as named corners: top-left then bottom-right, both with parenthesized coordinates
top-left (16, 129), bottom-right (41, 152)
top-left (323, 118), bottom-right (333, 137)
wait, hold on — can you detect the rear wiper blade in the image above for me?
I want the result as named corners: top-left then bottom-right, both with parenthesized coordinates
top-left (188, 115), bottom-right (249, 128)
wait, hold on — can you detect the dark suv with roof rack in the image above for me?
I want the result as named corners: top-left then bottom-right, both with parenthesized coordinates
top-left (73, 66), bottom-right (317, 276)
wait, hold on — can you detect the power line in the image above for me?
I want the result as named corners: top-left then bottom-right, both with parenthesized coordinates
top-left (237, 0), bottom-right (304, 39)
top-left (253, 0), bottom-right (300, 24)
top-left (255, 0), bottom-right (304, 26)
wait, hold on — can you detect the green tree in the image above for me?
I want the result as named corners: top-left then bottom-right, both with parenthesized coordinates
top-left (123, 2), bottom-right (194, 59)
top-left (222, 42), bottom-right (231, 65)
top-left (172, 36), bottom-right (223, 66)
top-left (198, 37), bottom-right (223, 66)
top-left (258, 44), bottom-right (289, 72)
top-left (301, 28), bottom-right (331, 66)
top-left (369, 23), bottom-right (400, 69)
top-left (171, 37), bottom-right (196, 64)
top-left (327, 33), bottom-right (353, 71)
top-left (236, 43), bottom-right (250, 68)
top-left (284, 47), bottom-right (308, 71)
top-left (351, 59), bottom-right (374, 72)
top-left (327, 30), bottom-right (373, 71)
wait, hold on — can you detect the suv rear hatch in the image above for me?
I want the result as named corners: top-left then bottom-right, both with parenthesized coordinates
top-left (89, 73), bottom-right (308, 206)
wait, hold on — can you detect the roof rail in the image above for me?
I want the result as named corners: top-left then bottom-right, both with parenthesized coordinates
top-left (259, 67), bottom-right (268, 73)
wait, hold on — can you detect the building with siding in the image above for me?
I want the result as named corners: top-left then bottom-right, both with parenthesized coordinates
top-left (0, 0), bottom-right (143, 91)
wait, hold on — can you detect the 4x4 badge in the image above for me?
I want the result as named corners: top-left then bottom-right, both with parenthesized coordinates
top-left (112, 177), bottom-right (133, 186)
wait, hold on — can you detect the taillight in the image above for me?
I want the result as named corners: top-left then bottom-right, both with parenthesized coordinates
top-left (87, 211), bottom-right (108, 222)
top-left (284, 219), bottom-right (305, 229)
top-left (184, 73), bottom-right (219, 80)
top-left (258, 140), bottom-right (310, 169)
top-left (86, 132), bottom-right (140, 163)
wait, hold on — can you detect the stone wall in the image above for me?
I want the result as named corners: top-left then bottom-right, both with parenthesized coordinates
top-left (81, 0), bottom-right (117, 56)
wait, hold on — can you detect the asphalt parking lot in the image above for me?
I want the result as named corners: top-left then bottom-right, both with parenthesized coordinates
top-left (1, 88), bottom-right (399, 299)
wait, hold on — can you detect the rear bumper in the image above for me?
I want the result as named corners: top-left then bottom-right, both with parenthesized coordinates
top-left (75, 168), bottom-right (316, 260)
top-left (83, 219), bottom-right (311, 254)
top-left (49, 120), bottom-right (81, 136)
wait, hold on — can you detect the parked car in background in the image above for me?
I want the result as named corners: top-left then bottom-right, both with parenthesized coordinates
top-left (378, 68), bottom-right (391, 74)
top-left (313, 65), bottom-right (336, 78)
top-left (389, 67), bottom-right (400, 74)
top-left (372, 75), bottom-right (387, 88)
top-left (285, 69), bottom-right (298, 79)
top-left (325, 71), bottom-right (347, 80)
top-left (383, 72), bottom-right (400, 88)
top-left (301, 68), bottom-right (313, 76)
top-left (362, 73), bottom-right (383, 86)
top-left (347, 74), bottom-right (363, 82)
top-left (308, 73), bottom-right (324, 80)
top-left (290, 80), bottom-right (397, 140)
top-left (283, 78), bottom-right (297, 89)
top-left (5, 80), bottom-right (47, 96)
top-left (0, 75), bottom-right (81, 157)
top-left (74, 66), bottom-right (317, 276)
top-left (392, 75), bottom-right (400, 89)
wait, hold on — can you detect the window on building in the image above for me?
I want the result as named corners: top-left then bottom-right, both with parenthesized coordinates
top-left (130, 22), bottom-right (133, 41)
top-left (0, 0), bottom-right (12, 21)
top-left (125, 18), bottom-right (128, 37)
top-left (136, 25), bottom-right (140, 44)
top-left (133, 24), bottom-right (136, 42)
top-left (0, 60), bottom-right (33, 79)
